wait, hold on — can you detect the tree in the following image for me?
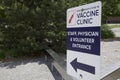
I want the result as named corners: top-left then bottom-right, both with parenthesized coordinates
top-left (0, 0), bottom-right (118, 56)
top-left (0, 0), bottom-right (67, 54)
top-left (102, 0), bottom-right (120, 23)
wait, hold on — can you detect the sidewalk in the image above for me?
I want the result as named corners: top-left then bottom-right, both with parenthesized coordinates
top-left (101, 41), bottom-right (120, 69)
top-left (0, 58), bottom-right (55, 80)
top-left (111, 28), bottom-right (120, 37)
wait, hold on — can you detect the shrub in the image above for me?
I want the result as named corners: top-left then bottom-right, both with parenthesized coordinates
top-left (0, 50), bottom-right (5, 59)
top-left (5, 49), bottom-right (23, 58)
top-left (101, 25), bottom-right (115, 39)
top-left (0, 49), bottom-right (23, 59)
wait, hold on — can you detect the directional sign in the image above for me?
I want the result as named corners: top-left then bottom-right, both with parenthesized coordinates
top-left (67, 1), bottom-right (101, 80)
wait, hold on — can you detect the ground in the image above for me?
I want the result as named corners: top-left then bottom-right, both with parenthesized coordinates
top-left (111, 28), bottom-right (120, 37)
top-left (101, 41), bottom-right (120, 68)
top-left (0, 58), bottom-right (56, 80)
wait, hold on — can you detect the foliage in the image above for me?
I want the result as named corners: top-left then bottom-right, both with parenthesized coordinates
top-left (0, 49), bottom-right (23, 59)
top-left (101, 25), bottom-right (115, 39)
top-left (0, 0), bottom-right (119, 57)
top-left (0, 50), bottom-right (6, 59)
top-left (102, 0), bottom-right (120, 23)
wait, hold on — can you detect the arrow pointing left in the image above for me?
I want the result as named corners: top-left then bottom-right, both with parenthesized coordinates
top-left (70, 58), bottom-right (95, 74)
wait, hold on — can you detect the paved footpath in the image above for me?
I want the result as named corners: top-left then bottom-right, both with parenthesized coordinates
top-left (101, 41), bottom-right (120, 69)
top-left (111, 28), bottom-right (120, 37)
top-left (0, 58), bottom-right (55, 80)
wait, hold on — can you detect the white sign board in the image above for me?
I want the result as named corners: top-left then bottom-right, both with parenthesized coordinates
top-left (67, 1), bottom-right (101, 80)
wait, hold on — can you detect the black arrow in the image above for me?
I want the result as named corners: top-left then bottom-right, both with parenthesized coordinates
top-left (70, 58), bottom-right (95, 74)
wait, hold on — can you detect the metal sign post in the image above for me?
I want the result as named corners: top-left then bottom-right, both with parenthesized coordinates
top-left (67, 1), bottom-right (101, 80)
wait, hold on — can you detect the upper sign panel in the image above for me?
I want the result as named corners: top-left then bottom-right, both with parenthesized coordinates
top-left (67, 1), bottom-right (101, 28)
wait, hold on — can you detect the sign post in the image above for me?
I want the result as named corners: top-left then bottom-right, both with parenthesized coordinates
top-left (67, 1), bottom-right (101, 80)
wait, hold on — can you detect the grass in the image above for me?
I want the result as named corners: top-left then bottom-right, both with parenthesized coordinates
top-left (0, 49), bottom-right (24, 60)
top-left (0, 32), bottom-right (3, 41)
top-left (107, 24), bottom-right (120, 28)
top-left (0, 50), bottom-right (6, 59)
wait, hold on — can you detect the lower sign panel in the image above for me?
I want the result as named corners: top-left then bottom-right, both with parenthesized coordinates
top-left (67, 50), bottom-right (100, 80)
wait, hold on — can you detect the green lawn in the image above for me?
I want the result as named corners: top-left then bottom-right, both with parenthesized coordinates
top-left (107, 24), bottom-right (120, 28)
top-left (0, 32), bottom-right (3, 40)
